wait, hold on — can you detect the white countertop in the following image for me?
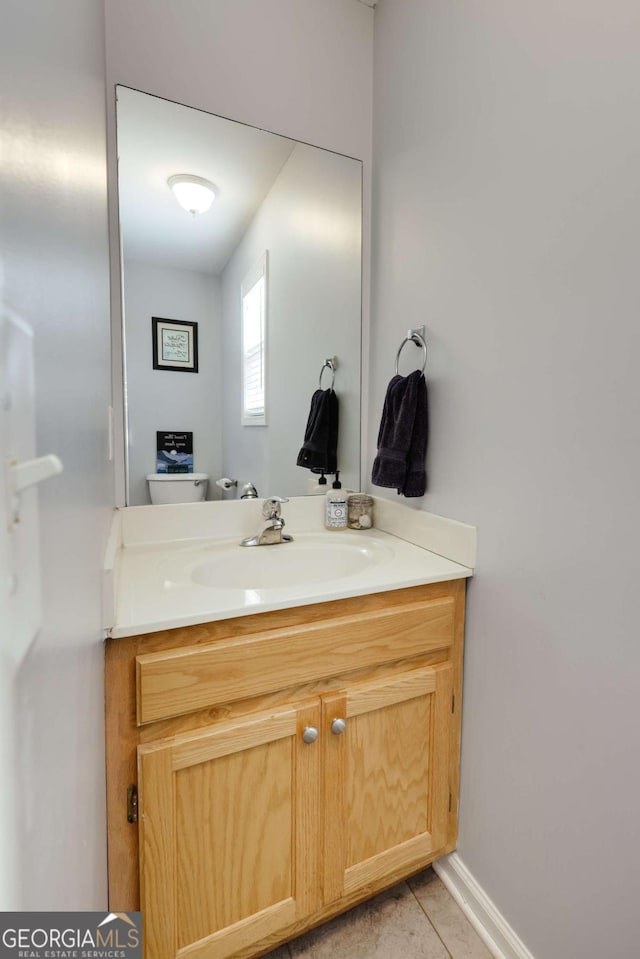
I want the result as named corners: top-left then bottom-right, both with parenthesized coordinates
top-left (105, 497), bottom-right (475, 639)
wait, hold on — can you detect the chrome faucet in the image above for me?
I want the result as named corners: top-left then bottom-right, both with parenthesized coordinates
top-left (240, 496), bottom-right (294, 547)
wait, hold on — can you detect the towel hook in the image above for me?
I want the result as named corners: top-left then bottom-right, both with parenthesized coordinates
top-left (319, 356), bottom-right (337, 390)
top-left (395, 327), bottom-right (427, 375)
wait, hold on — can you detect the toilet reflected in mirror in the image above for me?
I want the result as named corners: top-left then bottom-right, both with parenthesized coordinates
top-left (146, 473), bottom-right (209, 505)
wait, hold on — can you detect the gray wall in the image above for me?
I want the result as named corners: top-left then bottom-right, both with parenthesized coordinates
top-left (370, 1), bottom-right (640, 957)
top-left (221, 143), bottom-right (362, 497)
top-left (0, 0), bottom-right (111, 908)
top-left (123, 260), bottom-right (222, 504)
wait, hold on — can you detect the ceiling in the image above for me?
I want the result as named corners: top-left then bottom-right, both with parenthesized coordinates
top-left (116, 86), bottom-right (296, 276)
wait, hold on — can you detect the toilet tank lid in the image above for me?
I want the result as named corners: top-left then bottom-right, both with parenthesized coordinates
top-left (146, 473), bottom-right (209, 482)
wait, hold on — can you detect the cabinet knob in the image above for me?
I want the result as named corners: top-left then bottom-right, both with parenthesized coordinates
top-left (302, 726), bottom-right (319, 744)
top-left (331, 718), bottom-right (347, 736)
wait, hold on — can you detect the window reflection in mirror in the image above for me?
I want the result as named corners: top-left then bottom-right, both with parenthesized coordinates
top-left (116, 86), bottom-right (362, 505)
top-left (241, 252), bottom-right (268, 427)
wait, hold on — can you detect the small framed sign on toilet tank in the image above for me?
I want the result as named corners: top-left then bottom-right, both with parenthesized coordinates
top-left (156, 431), bottom-right (193, 473)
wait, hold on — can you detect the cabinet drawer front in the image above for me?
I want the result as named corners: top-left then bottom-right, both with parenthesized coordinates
top-left (136, 596), bottom-right (455, 725)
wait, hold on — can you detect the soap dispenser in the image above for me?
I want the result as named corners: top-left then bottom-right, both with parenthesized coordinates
top-left (325, 472), bottom-right (348, 530)
top-left (309, 471), bottom-right (328, 495)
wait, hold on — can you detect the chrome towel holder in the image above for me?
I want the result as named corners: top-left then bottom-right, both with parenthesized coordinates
top-left (395, 326), bottom-right (427, 375)
top-left (319, 356), bottom-right (337, 390)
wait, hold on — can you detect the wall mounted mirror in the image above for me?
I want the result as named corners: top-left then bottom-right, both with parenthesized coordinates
top-left (116, 86), bottom-right (362, 505)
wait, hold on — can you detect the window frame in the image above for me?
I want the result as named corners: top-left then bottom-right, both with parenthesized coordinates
top-left (240, 251), bottom-right (268, 427)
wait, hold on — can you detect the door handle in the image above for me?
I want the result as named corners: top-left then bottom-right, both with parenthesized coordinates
top-left (5, 454), bottom-right (63, 529)
top-left (11, 454), bottom-right (63, 494)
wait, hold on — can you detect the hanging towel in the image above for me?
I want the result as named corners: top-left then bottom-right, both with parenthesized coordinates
top-left (296, 388), bottom-right (339, 475)
top-left (371, 369), bottom-right (428, 497)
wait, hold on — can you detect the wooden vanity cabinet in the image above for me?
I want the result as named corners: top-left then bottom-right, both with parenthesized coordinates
top-left (105, 580), bottom-right (465, 959)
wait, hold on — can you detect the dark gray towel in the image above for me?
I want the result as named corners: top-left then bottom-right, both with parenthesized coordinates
top-left (296, 388), bottom-right (339, 475)
top-left (371, 370), bottom-right (428, 497)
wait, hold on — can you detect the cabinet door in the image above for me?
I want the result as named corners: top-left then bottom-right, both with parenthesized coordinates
top-left (138, 701), bottom-right (320, 959)
top-left (322, 663), bottom-right (453, 904)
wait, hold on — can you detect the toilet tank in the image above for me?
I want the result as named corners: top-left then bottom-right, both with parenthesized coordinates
top-left (146, 473), bottom-right (209, 505)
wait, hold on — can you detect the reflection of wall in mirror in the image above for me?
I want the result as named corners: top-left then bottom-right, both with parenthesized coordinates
top-left (123, 261), bottom-right (223, 504)
top-left (221, 142), bottom-right (362, 497)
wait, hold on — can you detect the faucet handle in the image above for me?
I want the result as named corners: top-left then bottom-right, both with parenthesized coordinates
top-left (262, 496), bottom-right (288, 519)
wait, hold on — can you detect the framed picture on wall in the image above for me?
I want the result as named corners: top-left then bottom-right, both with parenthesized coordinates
top-left (152, 317), bottom-right (199, 373)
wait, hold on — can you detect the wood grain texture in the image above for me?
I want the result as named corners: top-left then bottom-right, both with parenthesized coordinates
top-left (343, 833), bottom-right (436, 896)
top-left (170, 708), bottom-right (297, 771)
top-left (130, 582), bottom-right (459, 654)
top-left (137, 701), bottom-right (321, 959)
top-left (104, 635), bottom-right (140, 910)
top-left (105, 579), bottom-right (467, 954)
top-left (175, 738), bottom-right (292, 945)
top-left (136, 596), bottom-right (455, 725)
top-left (137, 651), bottom-right (447, 745)
top-left (345, 669), bottom-right (436, 719)
top-left (215, 863), bottom-right (436, 959)
top-left (429, 663), bottom-right (454, 850)
top-left (321, 691), bottom-right (347, 906)
top-left (322, 664), bottom-right (453, 904)
top-left (138, 745), bottom-right (176, 959)
top-left (108, 591), bottom-right (449, 910)
top-left (177, 900), bottom-right (297, 959)
top-left (447, 579), bottom-right (466, 849)
top-left (345, 695), bottom-right (430, 868)
top-left (294, 700), bottom-right (323, 918)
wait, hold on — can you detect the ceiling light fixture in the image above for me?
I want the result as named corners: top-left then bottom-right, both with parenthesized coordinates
top-left (167, 174), bottom-right (217, 216)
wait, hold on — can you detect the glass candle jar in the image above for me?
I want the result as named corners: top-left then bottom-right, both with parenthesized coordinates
top-left (347, 494), bottom-right (374, 530)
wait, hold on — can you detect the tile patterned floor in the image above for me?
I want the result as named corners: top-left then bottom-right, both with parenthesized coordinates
top-left (263, 868), bottom-right (493, 959)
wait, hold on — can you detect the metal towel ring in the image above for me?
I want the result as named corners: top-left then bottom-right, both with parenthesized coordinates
top-left (319, 357), bottom-right (337, 390)
top-left (395, 328), bottom-right (427, 375)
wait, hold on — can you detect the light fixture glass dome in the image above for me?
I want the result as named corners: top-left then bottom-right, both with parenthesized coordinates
top-left (167, 174), bottom-right (217, 215)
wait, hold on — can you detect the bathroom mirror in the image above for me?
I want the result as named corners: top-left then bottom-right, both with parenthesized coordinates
top-left (116, 86), bottom-right (362, 505)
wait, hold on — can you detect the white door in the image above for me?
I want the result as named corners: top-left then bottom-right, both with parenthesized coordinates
top-left (0, 308), bottom-right (62, 908)
top-left (0, 309), bottom-right (15, 908)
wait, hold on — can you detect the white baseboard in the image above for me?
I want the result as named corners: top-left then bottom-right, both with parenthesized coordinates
top-left (433, 853), bottom-right (536, 959)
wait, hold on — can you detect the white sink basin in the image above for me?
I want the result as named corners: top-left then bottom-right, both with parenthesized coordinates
top-left (187, 532), bottom-right (394, 591)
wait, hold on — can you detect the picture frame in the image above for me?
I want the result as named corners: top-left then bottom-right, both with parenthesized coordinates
top-left (152, 317), bottom-right (199, 373)
top-left (155, 430), bottom-right (194, 473)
